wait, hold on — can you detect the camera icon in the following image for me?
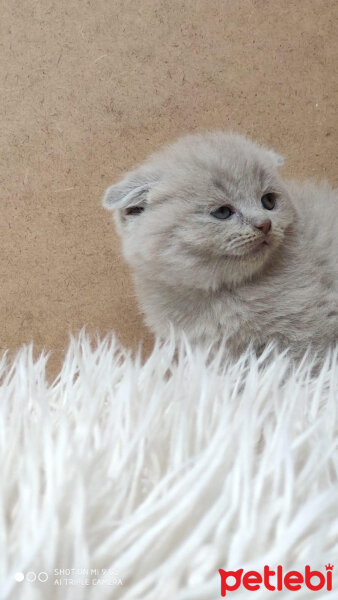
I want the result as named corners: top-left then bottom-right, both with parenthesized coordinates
top-left (15, 572), bottom-right (49, 583)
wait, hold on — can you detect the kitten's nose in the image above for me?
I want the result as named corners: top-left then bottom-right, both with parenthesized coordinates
top-left (254, 219), bottom-right (272, 235)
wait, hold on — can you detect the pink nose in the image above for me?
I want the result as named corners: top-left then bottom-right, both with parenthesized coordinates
top-left (254, 219), bottom-right (271, 235)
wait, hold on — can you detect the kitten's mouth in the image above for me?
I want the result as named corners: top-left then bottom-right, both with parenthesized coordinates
top-left (244, 240), bottom-right (269, 257)
top-left (227, 239), bottom-right (270, 260)
top-left (252, 240), bottom-right (268, 252)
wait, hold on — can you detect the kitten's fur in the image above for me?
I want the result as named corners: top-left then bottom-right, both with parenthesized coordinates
top-left (103, 132), bottom-right (337, 360)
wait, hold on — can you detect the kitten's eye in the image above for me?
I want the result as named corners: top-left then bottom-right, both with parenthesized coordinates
top-left (210, 205), bottom-right (233, 220)
top-left (125, 206), bottom-right (144, 216)
top-left (261, 193), bottom-right (276, 210)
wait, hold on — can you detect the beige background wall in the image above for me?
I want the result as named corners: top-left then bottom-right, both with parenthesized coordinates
top-left (1, 0), bottom-right (337, 373)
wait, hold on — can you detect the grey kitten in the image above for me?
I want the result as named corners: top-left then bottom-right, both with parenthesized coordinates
top-left (103, 132), bottom-right (338, 361)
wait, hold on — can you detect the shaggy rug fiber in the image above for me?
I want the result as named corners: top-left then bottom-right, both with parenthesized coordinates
top-left (0, 333), bottom-right (337, 600)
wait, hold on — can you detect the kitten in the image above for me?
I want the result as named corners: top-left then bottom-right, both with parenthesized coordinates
top-left (103, 132), bottom-right (338, 361)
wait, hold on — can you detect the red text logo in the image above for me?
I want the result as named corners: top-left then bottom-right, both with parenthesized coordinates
top-left (219, 564), bottom-right (334, 596)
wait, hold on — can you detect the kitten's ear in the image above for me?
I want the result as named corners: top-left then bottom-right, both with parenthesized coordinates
top-left (266, 149), bottom-right (284, 169)
top-left (102, 171), bottom-right (157, 211)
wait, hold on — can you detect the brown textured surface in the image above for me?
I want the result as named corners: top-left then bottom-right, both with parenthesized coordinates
top-left (1, 0), bottom-right (337, 373)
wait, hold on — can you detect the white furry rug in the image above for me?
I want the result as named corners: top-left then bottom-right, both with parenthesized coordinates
top-left (0, 333), bottom-right (337, 600)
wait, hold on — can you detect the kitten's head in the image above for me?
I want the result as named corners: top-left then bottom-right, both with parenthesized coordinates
top-left (103, 132), bottom-right (296, 290)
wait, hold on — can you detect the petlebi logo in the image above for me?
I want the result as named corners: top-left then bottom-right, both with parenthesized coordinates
top-left (218, 564), bottom-right (334, 596)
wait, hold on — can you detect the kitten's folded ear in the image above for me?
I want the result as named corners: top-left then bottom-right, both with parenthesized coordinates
top-left (266, 149), bottom-right (285, 169)
top-left (102, 170), bottom-right (158, 211)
